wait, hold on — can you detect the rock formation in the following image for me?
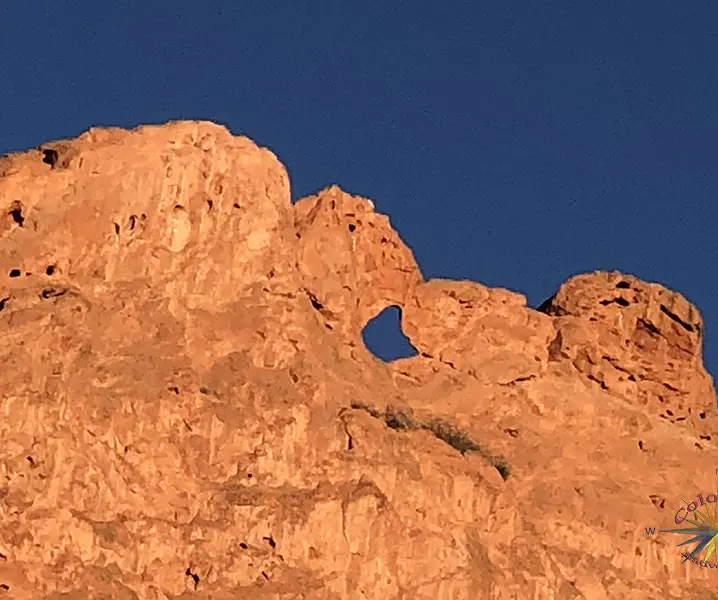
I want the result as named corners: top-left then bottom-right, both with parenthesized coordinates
top-left (0, 120), bottom-right (715, 599)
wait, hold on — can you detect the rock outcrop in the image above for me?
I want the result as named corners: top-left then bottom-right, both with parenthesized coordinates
top-left (0, 121), bottom-right (715, 599)
top-left (538, 272), bottom-right (714, 415)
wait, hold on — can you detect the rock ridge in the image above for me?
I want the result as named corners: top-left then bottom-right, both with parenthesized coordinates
top-left (0, 120), bottom-right (715, 599)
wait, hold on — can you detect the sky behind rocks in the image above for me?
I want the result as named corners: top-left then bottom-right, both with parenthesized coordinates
top-left (1, 1), bottom-right (716, 379)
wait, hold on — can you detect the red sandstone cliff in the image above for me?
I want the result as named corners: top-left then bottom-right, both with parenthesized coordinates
top-left (0, 121), bottom-right (715, 599)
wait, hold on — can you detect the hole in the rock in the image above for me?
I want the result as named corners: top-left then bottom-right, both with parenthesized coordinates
top-left (599, 297), bottom-right (630, 307)
top-left (348, 223), bottom-right (356, 232)
top-left (0, 297), bottom-right (8, 312)
top-left (615, 281), bottom-right (631, 289)
top-left (206, 199), bottom-right (213, 210)
top-left (308, 293), bottom-right (323, 310)
top-left (41, 148), bottom-right (58, 166)
top-left (45, 265), bottom-right (56, 275)
top-left (8, 201), bottom-right (24, 226)
top-left (185, 568), bottom-right (199, 588)
top-left (361, 306), bottom-right (418, 362)
top-left (9, 269), bottom-right (21, 278)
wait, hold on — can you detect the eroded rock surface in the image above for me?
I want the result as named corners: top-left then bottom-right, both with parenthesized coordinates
top-left (539, 271), bottom-right (715, 418)
top-left (0, 121), bottom-right (715, 599)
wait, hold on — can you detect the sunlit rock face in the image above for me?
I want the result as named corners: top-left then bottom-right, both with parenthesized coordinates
top-left (0, 120), bottom-right (714, 599)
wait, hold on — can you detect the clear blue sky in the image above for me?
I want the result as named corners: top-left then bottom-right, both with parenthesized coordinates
top-left (1, 2), bottom-right (716, 376)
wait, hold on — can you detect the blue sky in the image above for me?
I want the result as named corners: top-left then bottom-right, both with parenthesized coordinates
top-left (1, 2), bottom-right (716, 377)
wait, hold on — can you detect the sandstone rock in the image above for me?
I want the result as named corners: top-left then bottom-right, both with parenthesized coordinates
top-left (400, 279), bottom-right (555, 385)
top-left (538, 271), bottom-right (715, 417)
top-left (294, 184), bottom-right (422, 348)
top-left (0, 121), bottom-right (715, 599)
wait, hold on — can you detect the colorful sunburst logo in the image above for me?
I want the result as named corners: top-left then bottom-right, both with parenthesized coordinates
top-left (662, 493), bottom-right (718, 564)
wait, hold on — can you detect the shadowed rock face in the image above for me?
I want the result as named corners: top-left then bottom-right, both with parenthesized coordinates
top-left (0, 120), bottom-right (715, 599)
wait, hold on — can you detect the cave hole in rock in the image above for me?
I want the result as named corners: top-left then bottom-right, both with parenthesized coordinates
top-left (361, 305), bottom-right (418, 362)
top-left (8, 201), bottom-right (24, 226)
top-left (41, 148), bottom-right (58, 167)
